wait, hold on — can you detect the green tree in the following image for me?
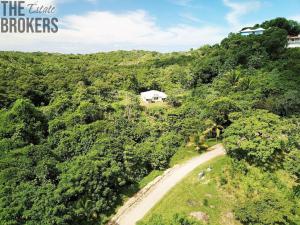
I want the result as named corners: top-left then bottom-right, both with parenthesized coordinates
top-left (224, 110), bottom-right (292, 169)
top-left (209, 97), bottom-right (240, 126)
top-left (235, 192), bottom-right (295, 225)
top-left (261, 17), bottom-right (300, 36)
top-left (0, 99), bottom-right (48, 150)
top-left (262, 27), bottom-right (288, 59)
top-left (55, 138), bottom-right (127, 224)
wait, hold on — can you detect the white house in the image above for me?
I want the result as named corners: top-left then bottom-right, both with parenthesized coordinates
top-left (141, 90), bottom-right (167, 103)
top-left (240, 27), bottom-right (265, 36)
top-left (288, 35), bottom-right (300, 48)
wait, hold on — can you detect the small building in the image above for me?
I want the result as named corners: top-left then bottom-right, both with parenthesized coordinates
top-left (141, 90), bottom-right (167, 103)
top-left (288, 35), bottom-right (300, 48)
top-left (240, 27), bottom-right (265, 36)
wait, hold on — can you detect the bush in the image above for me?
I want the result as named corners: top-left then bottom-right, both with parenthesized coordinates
top-left (235, 192), bottom-right (295, 225)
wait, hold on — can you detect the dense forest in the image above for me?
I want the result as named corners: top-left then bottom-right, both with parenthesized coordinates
top-left (0, 17), bottom-right (299, 225)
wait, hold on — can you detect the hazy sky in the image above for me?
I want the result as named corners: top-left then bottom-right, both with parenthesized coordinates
top-left (1, 0), bottom-right (300, 53)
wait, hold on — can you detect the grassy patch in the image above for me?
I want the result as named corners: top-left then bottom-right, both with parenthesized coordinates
top-left (138, 170), bottom-right (164, 189)
top-left (139, 156), bottom-right (240, 225)
top-left (120, 170), bottom-right (163, 200)
top-left (205, 138), bottom-right (222, 148)
top-left (141, 101), bottom-right (170, 109)
top-left (169, 142), bottom-right (222, 167)
top-left (169, 146), bottom-right (199, 167)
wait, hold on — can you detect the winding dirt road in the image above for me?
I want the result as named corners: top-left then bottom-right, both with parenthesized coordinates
top-left (109, 144), bottom-right (226, 225)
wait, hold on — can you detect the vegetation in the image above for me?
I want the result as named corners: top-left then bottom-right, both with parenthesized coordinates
top-left (138, 157), bottom-right (237, 225)
top-left (0, 17), bottom-right (299, 224)
top-left (169, 146), bottom-right (200, 167)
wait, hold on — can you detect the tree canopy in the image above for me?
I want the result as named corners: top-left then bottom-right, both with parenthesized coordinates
top-left (0, 17), bottom-right (299, 224)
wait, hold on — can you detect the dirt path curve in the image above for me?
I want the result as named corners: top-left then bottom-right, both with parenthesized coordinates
top-left (109, 144), bottom-right (226, 225)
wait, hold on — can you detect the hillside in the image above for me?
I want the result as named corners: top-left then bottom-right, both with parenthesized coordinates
top-left (0, 18), bottom-right (299, 225)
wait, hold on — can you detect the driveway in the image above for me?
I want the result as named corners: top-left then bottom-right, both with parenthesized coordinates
top-left (110, 144), bottom-right (226, 225)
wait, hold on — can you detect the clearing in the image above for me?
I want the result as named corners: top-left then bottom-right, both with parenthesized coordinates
top-left (139, 155), bottom-right (241, 225)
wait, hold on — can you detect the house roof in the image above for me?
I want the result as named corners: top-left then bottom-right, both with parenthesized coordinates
top-left (288, 35), bottom-right (300, 39)
top-left (240, 28), bottom-right (253, 32)
top-left (253, 28), bottom-right (265, 31)
top-left (240, 27), bottom-right (265, 33)
top-left (141, 90), bottom-right (167, 99)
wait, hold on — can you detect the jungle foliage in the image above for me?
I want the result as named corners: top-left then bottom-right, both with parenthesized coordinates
top-left (0, 18), bottom-right (299, 225)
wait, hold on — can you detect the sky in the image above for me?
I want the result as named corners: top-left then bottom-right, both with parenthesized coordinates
top-left (0, 0), bottom-right (300, 53)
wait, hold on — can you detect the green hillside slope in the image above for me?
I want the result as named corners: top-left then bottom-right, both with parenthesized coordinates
top-left (0, 17), bottom-right (299, 225)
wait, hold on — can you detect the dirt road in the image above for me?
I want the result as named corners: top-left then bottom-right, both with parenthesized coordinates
top-left (110, 144), bottom-right (225, 225)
